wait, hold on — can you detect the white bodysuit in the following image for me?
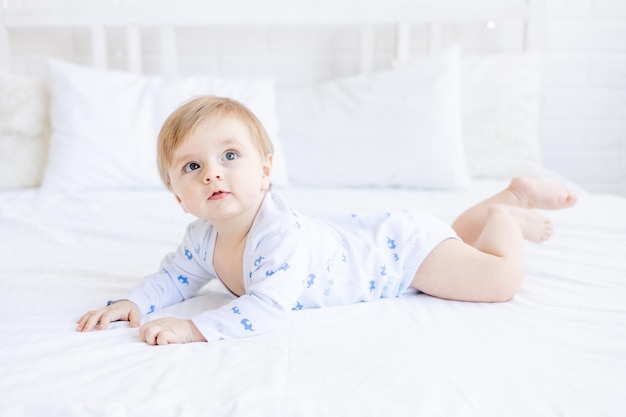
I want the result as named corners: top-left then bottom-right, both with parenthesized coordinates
top-left (126, 192), bottom-right (458, 342)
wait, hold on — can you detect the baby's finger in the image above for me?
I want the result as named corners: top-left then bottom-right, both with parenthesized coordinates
top-left (79, 311), bottom-right (103, 332)
top-left (156, 330), bottom-right (176, 345)
top-left (97, 310), bottom-right (116, 330)
top-left (76, 313), bottom-right (88, 329)
top-left (128, 307), bottom-right (141, 328)
top-left (76, 310), bottom-right (96, 328)
top-left (140, 323), bottom-right (158, 345)
top-left (76, 315), bottom-right (87, 331)
top-left (76, 313), bottom-right (88, 325)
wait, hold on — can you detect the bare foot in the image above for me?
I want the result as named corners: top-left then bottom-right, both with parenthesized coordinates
top-left (508, 176), bottom-right (578, 210)
top-left (491, 204), bottom-right (554, 243)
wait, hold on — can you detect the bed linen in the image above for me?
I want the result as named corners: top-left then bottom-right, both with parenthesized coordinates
top-left (1, 176), bottom-right (625, 417)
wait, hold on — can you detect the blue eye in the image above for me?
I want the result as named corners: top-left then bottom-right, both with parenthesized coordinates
top-left (183, 162), bottom-right (201, 172)
top-left (222, 151), bottom-right (238, 161)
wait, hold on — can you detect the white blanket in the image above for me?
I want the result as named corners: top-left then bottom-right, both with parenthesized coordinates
top-left (1, 178), bottom-right (625, 417)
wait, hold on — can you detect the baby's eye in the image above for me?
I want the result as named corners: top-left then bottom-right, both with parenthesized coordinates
top-left (183, 162), bottom-right (201, 172)
top-left (222, 151), bottom-right (238, 161)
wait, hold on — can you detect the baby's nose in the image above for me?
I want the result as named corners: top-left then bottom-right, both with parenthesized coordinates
top-left (202, 165), bottom-right (222, 182)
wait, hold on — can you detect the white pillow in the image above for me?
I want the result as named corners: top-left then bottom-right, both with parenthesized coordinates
top-left (277, 46), bottom-right (469, 189)
top-left (42, 60), bottom-right (288, 191)
top-left (461, 52), bottom-right (543, 177)
top-left (0, 73), bottom-right (49, 188)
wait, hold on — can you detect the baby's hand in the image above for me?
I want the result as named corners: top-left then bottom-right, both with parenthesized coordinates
top-left (139, 318), bottom-right (207, 345)
top-left (76, 300), bottom-right (141, 332)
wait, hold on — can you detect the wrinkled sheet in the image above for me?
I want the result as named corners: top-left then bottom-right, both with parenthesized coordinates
top-left (1, 178), bottom-right (625, 417)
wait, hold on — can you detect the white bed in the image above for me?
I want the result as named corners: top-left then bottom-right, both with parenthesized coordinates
top-left (1, 1), bottom-right (626, 416)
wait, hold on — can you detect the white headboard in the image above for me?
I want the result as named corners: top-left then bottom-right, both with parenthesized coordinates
top-left (0, 0), bottom-right (548, 189)
top-left (1, 0), bottom-right (544, 86)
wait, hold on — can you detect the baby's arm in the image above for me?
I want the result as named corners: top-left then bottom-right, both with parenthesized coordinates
top-left (137, 227), bottom-right (310, 345)
top-left (189, 230), bottom-right (309, 343)
top-left (77, 220), bottom-right (213, 333)
top-left (76, 300), bottom-right (140, 332)
top-left (129, 266), bottom-right (305, 344)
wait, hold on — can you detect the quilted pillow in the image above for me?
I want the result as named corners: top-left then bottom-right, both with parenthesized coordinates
top-left (0, 73), bottom-right (50, 188)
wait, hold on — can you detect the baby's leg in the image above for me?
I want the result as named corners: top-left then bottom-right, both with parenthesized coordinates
top-left (453, 176), bottom-right (577, 247)
top-left (411, 205), bottom-right (545, 302)
top-left (411, 177), bottom-right (577, 302)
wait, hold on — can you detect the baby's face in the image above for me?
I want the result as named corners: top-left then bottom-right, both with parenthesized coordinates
top-left (167, 116), bottom-right (272, 224)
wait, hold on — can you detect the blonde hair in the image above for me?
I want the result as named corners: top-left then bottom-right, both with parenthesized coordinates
top-left (157, 95), bottom-right (274, 191)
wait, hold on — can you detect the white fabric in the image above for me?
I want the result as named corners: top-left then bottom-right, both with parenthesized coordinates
top-left (2, 51), bottom-right (544, 191)
top-left (462, 52), bottom-right (544, 177)
top-left (1, 176), bottom-right (626, 416)
top-left (278, 46), bottom-right (469, 189)
top-left (0, 72), bottom-right (49, 188)
top-left (42, 60), bottom-right (289, 191)
top-left (125, 192), bottom-right (457, 342)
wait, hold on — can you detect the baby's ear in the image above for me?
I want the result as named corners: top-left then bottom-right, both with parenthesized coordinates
top-left (261, 154), bottom-right (273, 190)
top-left (174, 194), bottom-right (188, 213)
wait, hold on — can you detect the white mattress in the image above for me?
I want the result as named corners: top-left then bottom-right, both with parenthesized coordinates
top-left (1, 177), bottom-right (625, 417)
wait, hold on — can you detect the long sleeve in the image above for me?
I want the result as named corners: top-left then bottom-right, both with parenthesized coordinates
top-left (126, 219), bottom-right (216, 315)
top-left (190, 223), bottom-right (310, 342)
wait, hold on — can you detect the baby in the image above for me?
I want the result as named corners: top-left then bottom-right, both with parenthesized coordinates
top-left (77, 96), bottom-right (577, 345)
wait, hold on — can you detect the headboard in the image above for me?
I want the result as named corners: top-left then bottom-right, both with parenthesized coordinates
top-left (0, 0), bottom-right (547, 190)
top-left (1, 0), bottom-right (544, 85)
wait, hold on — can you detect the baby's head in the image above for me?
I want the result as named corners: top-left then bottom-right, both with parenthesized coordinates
top-left (157, 95), bottom-right (274, 191)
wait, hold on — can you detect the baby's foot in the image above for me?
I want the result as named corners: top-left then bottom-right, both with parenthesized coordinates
top-left (508, 176), bottom-right (578, 210)
top-left (492, 204), bottom-right (554, 243)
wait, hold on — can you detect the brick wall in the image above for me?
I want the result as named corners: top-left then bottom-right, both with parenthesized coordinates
top-left (541, 0), bottom-right (626, 195)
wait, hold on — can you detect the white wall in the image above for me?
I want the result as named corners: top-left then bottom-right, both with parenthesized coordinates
top-left (5, 0), bottom-right (626, 195)
top-left (541, 0), bottom-right (626, 195)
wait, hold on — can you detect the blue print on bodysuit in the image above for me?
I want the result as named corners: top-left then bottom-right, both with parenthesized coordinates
top-left (254, 256), bottom-right (264, 267)
top-left (232, 306), bottom-right (241, 315)
top-left (265, 262), bottom-right (290, 276)
top-left (241, 318), bottom-right (255, 331)
top-left (184, 248), bottom-right (193, 260)
top-left (293, 301), bottom-right (303, 310)
top-left (380, 265), bottom-right (387, 276)
top-left (289, 209), bottom-right (302, 229)
top-left (148, 305), bottom-right (155, 314)
top-left (164, 267), bottom-right (191, 288)
top-left (306, 274), bottom-right (316, 288)
top-left (369, 281), bottom-right (376, 292)
top-left (387, 237), bottom-right (399, 262)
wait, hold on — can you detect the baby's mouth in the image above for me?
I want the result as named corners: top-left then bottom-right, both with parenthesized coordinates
top-left (209, 190), bottom-right (228, 200)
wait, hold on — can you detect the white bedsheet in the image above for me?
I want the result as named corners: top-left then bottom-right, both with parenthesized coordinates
top-left (1, 178), bottom-right (625, 417)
